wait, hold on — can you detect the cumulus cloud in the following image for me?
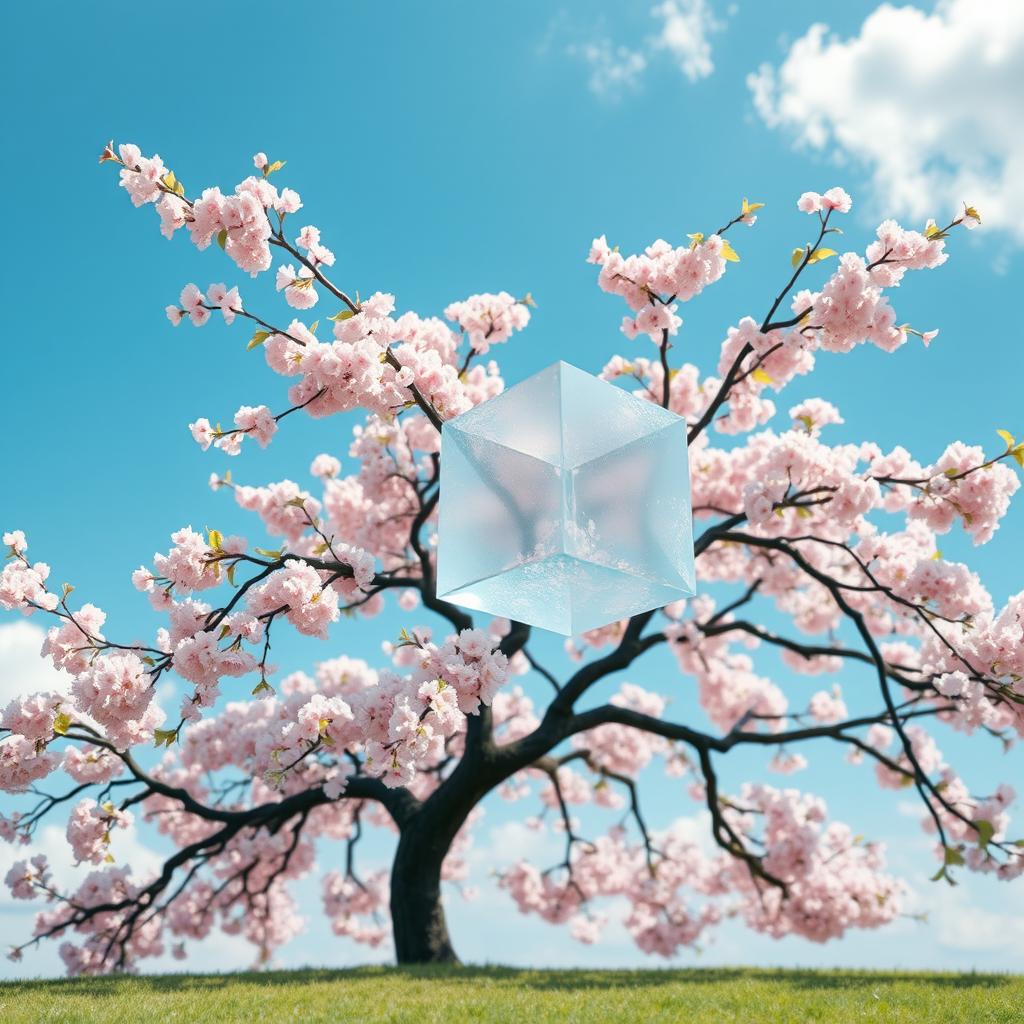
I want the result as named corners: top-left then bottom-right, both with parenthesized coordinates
top-left (565, 0), bottom-right (725, 99)
top-left (904, 874), bottom-right (1024, 953)
top-left (0, 621), bottom-right (68, 708)
top-left (651, 0), bottom-right (721, 82)
top-left (748, 0), bottom-right (1024, 238)
top-left (567, 40), bottom-right (648, 98)
top-left (467, 818), bottom-right (562, 870)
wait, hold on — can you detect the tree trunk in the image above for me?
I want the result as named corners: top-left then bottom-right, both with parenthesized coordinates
top-left (388, 708), bottom-right (512, 965)
top-left (389, 820), bottom-right (460, 964)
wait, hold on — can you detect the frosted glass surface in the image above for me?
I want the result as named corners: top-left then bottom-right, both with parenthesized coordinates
top-left (437, 361), bottom-right (695, 635)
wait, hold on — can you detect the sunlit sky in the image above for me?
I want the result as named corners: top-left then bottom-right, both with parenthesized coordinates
top-left (2, 0), bottom-right (1023, 977)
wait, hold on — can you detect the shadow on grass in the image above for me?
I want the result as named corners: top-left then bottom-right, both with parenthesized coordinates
top-left (1, 965), bottom-right (1016, 997)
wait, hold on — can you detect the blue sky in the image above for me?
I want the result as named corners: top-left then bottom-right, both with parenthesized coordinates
top-left (2, 0), bottom-right (1023, 977)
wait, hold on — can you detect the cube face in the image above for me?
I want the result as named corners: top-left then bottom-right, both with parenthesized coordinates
top-left (436, 362), bottom-right (694, 635)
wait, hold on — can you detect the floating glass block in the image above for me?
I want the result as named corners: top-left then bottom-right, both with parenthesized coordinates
top-left (436, 361), bottom-right (694, 635)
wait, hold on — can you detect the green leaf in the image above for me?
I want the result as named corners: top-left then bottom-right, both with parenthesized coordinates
top-left (254, 547), bottom-right (282, 559)
top-left (719, 239), bottom-right (740, 263)
top-left (247, 330), bottom-right (271, 351)
top-left (973, 819), bottom-right (995, 847)
top-left (52, 711), bottom-right (71, 736)
top-left (207, 529), bottom-right (223, 551)
top-left (394, 627), bottom-right (420, 650)
top-left (806, 248), bottom-right (838, 265)
top-left (328, 309), bottom-right (356, 322)
top-left (791, 247), bottom-right (807, 267)
top-left (263, 159), bottom-right (286, 177)
top-left (944, 845), bottom-right (966, 867)
top-left (153, 728), bottom-right (178, 748)
top-left (997, 429), bottom-right (1016, 449)
top-left (216, 228), bottom-right (228, 250)
top-left (252, 680), bottom-right (275, 697)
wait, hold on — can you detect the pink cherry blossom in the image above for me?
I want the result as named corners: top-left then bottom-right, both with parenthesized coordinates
top-left (2, 154), bottom-right (1017, 977)
top-left (276, 264), bottom-right (318, 309)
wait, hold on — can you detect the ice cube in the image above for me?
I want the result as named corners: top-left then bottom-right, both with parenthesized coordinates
top-left (437, 361), bottom-right (694, 635)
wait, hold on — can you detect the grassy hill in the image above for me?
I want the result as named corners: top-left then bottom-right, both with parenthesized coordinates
top-left (1, 965), bottom-right (1020, 1023)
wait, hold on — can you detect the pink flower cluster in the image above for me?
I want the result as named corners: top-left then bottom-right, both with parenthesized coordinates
top-left (666, 596), bottom-right (788, 733)
top-left (71, 653), bottom-right (165, 750)
top-left (170, 630), bottom-right (258, 713)
top-left (66, 799), bottom-right (133, 865)
top-left (234, 480), bottom-right (320, 543)
top-left (166, 282), bottom-right (241, 327)
top-left (0, 540), bottom-right (57, 615)
top-left (0, 735), bottom-right (61, 793)
top-left (905, 442), bottom-right (1019, 545)
top-left (42, 603), bottom-right (107, 675)
top-left (5, 855), bottom-right (50, 900)
top-left (247, 560), bottom-right (341, 639)
top-left (589, 233), bottom-right (730, 342)
top-left (117, 143), bottom-right (299, 276)
top-left (63, 745), bottom-right (122, 785)
top-left (796, 187), bottom-right (852, 214)
top-left (276, 264), bottom-right (318, 309)
top-left (572, 684), bottom-right (668, 777)
top-left (245, 549), bottom-right (373, 640)
top-left (143, 526), bottom-right (223, 595)
top-left (500, 782), bottom-right (901, 955)
top-left (443, 293), bottom-right (531, 353)
top-left (32, 866), bottom-right (164, 975)
top-left (250, 627), bottom-right (509, 792)
top-left (1, 691), bottom-right (63, 743)
top-left (321, 870), bottom-right (390, 946)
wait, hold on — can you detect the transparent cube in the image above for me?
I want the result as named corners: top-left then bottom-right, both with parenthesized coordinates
top-left (436, 362), bottom-right (694, 635)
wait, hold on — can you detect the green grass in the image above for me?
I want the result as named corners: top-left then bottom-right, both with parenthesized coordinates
top-left (0, 965), bottom-right (1020, 1023)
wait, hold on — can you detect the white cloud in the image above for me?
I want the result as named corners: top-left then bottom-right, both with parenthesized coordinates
top-left (905, 876), bottom-right (1024, 952)
top-left (567, 40), bottom-right (648, 98)
top-left (652, 0), bottom-right (721, 82)
top-left (896, 799), bottom-right (926, 820)
top-left (748, 0), bottom-right (1024, 239)
top-left (467, 819), bottom-right (563, 871)
top-left (0, 621), bottom-right (68, 707)
top-left (565, 1), bottom-right (725, 99)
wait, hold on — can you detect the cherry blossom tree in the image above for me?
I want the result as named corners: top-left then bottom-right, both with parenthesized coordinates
top-left (1, 145), bottom-right (1021, 974)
